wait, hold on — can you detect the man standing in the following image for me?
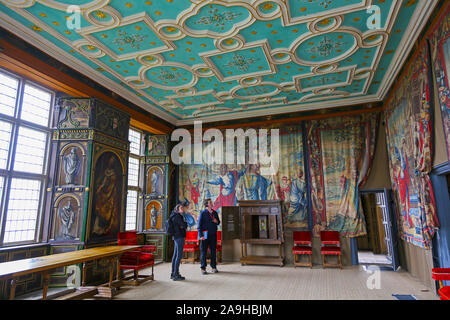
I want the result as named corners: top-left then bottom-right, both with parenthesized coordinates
top-left (198, 198), bottom-right (220, 275)
top-left (169, 203), bottom-right (188, 281)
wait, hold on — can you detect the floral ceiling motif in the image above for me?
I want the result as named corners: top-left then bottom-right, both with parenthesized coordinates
top-left (0, 0), bottom-right (437, 124)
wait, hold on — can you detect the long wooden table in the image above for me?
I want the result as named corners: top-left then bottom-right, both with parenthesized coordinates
top-left (0, 245), bottom-right (140, 300)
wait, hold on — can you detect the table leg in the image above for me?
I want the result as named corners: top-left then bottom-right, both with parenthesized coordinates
top-left (9, 278), bottom-right (17, 300)
top-left (42, 272), bottom-right (50, 300)
top-left (82, 262), bottom-right (87, 287)
top-left (108, 258), bottom-right (114, 288)
top-left (116, 257), bottom-right (121, 281)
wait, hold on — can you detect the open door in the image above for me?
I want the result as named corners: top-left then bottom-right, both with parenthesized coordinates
top-left (380, 189), bottom-right (400, 271)
top-left (357, 189), bottom-right (400, 271)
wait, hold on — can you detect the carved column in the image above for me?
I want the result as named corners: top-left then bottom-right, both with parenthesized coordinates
top-left (47, 97), bottom-right (130, 286)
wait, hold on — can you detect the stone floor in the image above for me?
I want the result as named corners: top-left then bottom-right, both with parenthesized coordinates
top-left (110, 262), bottom-right (439, 300)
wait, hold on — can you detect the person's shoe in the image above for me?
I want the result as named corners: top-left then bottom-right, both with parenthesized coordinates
top-left (172, 274), bottom-right (185, 281)
top-left (170, 274), bottom-right (174, 279)
top-left (211, 268), bottom-right (219, 273)
top-left (201, 269), bottom-right (207, 275)
top-left (176, 274), bottom-right (185, 280)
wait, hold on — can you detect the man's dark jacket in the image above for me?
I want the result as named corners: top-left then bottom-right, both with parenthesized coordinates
top-left (169, 210), bottom-right (187, 239)
top-left (197, 208), bottom-right (220, 238)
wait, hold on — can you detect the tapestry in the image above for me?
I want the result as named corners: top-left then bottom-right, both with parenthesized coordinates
top-left (307, 113), bottom-right (378, 237)
top-left (429, 2), bottom-right (450, 161)
top-left (178, 125), bottom-right (308, 230)
top-left (385, 44), bottom-right (439, 249)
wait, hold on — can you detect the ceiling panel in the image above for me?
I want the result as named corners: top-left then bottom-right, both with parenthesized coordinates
top-left (0, 0), bottom-right (437, 125)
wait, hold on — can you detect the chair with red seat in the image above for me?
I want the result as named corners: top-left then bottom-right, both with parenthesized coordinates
top-left (432, 268), bottom-right (450, 300)
top-left (216, 230), bottom-right (223, 263)
top-left (182, 231), bottom-right (199, 263)
top-left (320, 231), bottom-right (342, 269)
top-left (117, 231), bottom-right (156, 286)
top-left (292, 231), bottom-right (313, 268)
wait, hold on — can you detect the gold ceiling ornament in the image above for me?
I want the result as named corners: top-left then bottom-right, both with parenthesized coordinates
top-left (309, 14), bottom-right (344, 33)
top-left (281, 0), bottom-right (372, 26)
top-left (192, 64), bottom-right (215, 77)
top-left (312, 63), bottom-right (339, 74)
top-left (73, 40), bottom-right (106, 58)
top-left (270, 49), bottom-right (293, 64)
top-left (214, 34), bottom-right (246, 52)
top-left (238, 75), bottom-right (262, 87)
top-left (136, 53), bottom-right (164, 67)
top-left (174, 87), bottom-right (197, 96)
top-left (84, 5), bottom-right (122, 28)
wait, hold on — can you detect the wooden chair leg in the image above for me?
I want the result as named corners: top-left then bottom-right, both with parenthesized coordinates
top-left (322, 254), bottom-right (326, 269)
top-left (294, 253), bottom-right (297, 268)
top-left (309, 254), bottom-right (313, 268)
top-left (338, 255), bottom-right (342, 269)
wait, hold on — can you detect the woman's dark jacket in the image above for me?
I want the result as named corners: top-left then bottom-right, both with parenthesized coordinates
top-left (170, 210), bottom-right (187, 239)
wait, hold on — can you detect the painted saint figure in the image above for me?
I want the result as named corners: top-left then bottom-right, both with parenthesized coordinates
top-left (287, 170), bottom-right (307, 222)
top-left (63, 147), bottom-right (80, 185)
top-left (395, 142), bottom-right (414, 228)
top-left (187, 173), bottom-right (201, 210)
top-left (59, 200), bottom-right (76, 239)
top-left (241, 164), bottom-right (272, 201)
top-left (207, 164), bottom-right (246, 211)
top-left (150, 204), bottom-right (159, 229)
top-left (151, 169), bottom-right (160, 194)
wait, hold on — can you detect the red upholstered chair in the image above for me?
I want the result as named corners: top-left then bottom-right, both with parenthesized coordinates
top-left (292, 231), bottom-right (312, 268)
top-left (320, 231), bottom-right (342, 269)
top-left (182, 231), bottom-right (199, 263)
top-left (117, 231), bottom-right (156, 286)
top-left (216, 230), bottom-right (222, 263)
top-left (432, 268), bottom-right (450, 300)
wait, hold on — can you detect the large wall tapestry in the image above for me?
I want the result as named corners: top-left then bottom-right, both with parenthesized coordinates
top-left (385, 44), bottom-right (439, 249)
top-left (179, 125), bottom-right (308, 230)
top-left (307, 113), bottom-right (378, 237)
top-left (89, 151), bottom-right (123, 242)
top-left (430, 2), bottom-right (450, 161)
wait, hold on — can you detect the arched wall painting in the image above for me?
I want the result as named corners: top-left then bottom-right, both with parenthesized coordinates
top-left (53, 195), bottom-right (81, 241)
top-left (147, 166), bottom-right (164, 195)
top-left (89, 151), bottom-right (123, 242)
top-left (59, 145), bottom-right (84, 186)
top-left (145, 200), bottom-right (163, 231)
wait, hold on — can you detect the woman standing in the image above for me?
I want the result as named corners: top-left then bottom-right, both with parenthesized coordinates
top-left (170, 203), bottom-right (188, 281)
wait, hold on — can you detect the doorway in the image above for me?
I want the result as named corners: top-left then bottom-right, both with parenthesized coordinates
top-left (355, 189), bottom-right (400, 270)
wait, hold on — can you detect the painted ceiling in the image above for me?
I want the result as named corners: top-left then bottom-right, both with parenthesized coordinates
top-left (0, 0), bottom-right (437, 125)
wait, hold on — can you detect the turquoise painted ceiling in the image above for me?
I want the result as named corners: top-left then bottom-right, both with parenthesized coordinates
top-left (0, 0), bottom-right (436, 124)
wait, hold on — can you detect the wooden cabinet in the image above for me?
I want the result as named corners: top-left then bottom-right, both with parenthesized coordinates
top-left (238, 200), bottom-right (284, 266)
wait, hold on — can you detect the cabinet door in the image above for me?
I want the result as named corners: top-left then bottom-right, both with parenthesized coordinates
top-left (222, 206), bottom-right (241, 240)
